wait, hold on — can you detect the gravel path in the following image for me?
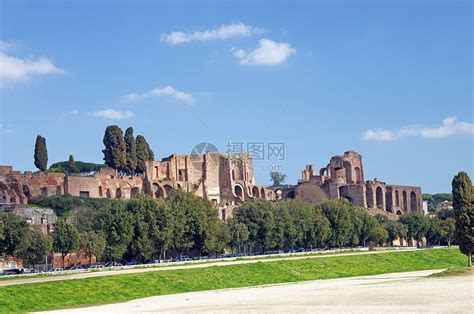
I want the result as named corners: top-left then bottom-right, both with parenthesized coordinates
top-left (38, 269), bottom-right (474, 313)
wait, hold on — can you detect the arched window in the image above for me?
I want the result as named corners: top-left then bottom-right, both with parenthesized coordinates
top-left (410, 191), bottom-right (417, 212)
top-left (376, 187), bottom-right (384, 210)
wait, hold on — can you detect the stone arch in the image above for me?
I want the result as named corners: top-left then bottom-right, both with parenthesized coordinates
top-left (116, 188), bottom-right (122, 199)
top-left (252, 186), bottom-right (260, 198)
top-left (366, 187), bottom-right (374, 208)
top-left (396, 210), bottom-right (402, 215)
top-left (285, 190), bottom-right (296, 199)
top-left (339, 186), bottom-right (354, 204)
top-left (234, 184), bottom-right (243, 200)
top-left (260, 187), bottom-right (266, 199)
top-left (354, 167), bottom-right (362, 183)
top-left (163, 184), bottom-right (173, 196)
top-left (402, 191), bottom-right (408, 211)
top-left (40, 187), bottom-right (48, 196)
top-left (153, 183), bottom-right (164, 198)
top-left (376, 186), bottom-right (384, 210)
top-left (386, 190), bottom-right (393, 212)
top-left (410, 191), bottom-right (417, 212)
top-left (176, 183), bottom-right (182, 189)
top-left (131, 187), bottom-right (140, 197)
top-left (395, 190), bottom-right (400, 207)
top-left (106, 188), bottom-right (112, 199)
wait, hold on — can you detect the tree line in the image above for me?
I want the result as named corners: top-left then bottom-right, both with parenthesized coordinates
top-left (1, 172), bottom-right (472, 268)
top-left (33, 125), bottom-right (155, 175)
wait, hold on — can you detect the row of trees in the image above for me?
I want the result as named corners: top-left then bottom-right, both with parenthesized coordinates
top-left (102, 125), bottom-right (154, 175)
top-left (2, 172), bottom-right (472, 268)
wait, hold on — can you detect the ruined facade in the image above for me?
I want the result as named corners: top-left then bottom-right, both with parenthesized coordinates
top-left (271, 151), bottom-right (423, 215)
top-left (0, 150), bottom-right (422, 221)
top-left (0, 153), bottom-right (275, 220)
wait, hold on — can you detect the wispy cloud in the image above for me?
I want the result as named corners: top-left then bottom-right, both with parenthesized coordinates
top-left (362, 117), bottom-right (474, 141)
top-left (123, 85), bottom-right (195, 105)
top-left (161, 22), bottom-right (264, 45)
top-left (0, 40), bottom-right (66, 85)
top-left (0, 123), bottom-right (14, 136)
top-left (92, 109), bottom-right (134, 120)
top-left (232, 39), bottom-right (296, 65)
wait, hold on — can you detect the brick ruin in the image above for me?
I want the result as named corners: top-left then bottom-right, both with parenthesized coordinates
top-left (0, 150), bottom-right (423, 221)
top-left (271, 151), bottom-right (422, 217)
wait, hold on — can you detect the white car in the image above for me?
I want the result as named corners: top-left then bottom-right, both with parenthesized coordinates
top-left (88, 265), bottom-right (105, 270)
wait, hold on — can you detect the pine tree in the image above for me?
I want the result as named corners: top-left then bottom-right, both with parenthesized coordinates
top-left (68, 154), bottom-right (79, 174)
top-left (102, 125), bottom-right (126, 172)
top-left (124, 127), bottom-right (137, 175)
top-left (135, 135), bottom-right (154, 174)
top-left (34, 135), bottom-right (48, 171)
top-left (452, 171), bottom-right (473, 267)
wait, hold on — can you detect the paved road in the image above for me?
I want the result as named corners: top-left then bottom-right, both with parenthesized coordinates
top-left (0, 248), bottom-right (419, 287)
top-left (39, 269), bottom-right (474, 313)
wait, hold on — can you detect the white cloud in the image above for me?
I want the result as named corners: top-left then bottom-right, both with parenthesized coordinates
top-left (0, 124), bottom-right (14, 136)
top-left (362, 117), bottom-right (474, 141)
top-left (58, 109), bottom-right (79, 120)
top-left (232, 39), bottom-right (296, 65)
top-left (92, 109), bottom-right (134, 120)
top-left (123, 85), bottom-right (194, 105)
top-left (0, 41), bottom-right (66, 84)
top-left (161, 22), bottom-right (264, 45)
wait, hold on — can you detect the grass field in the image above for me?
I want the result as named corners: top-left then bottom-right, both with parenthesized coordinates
top-left (0, 248), bottom-right (465, 313)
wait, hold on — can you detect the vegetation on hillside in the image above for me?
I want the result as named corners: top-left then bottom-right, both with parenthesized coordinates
top-left (423, 193), bottom-right (453, 212)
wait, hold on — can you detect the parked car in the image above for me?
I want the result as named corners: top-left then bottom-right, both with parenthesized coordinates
top-left (179, 255), bottom-right (191, 262)
top-left (2, 268), bottom-right (23, 275)
top-left (88, 264), bottom-right (104, 270)
top-left (105, 262), bottom-right (123, 268)
top-left (69, 265), bottom-right (84, 271)
top-left (49, 268), bottom-right (64, 273)
top-left (125, 261), bottom-right (138, 266)
top-left (23, 268), bottom-right (38, 274)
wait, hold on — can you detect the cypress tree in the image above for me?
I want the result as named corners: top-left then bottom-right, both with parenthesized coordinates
top-left (135, 135), bottom-right (154, 174)
top-left (102, 125), bottom-right (126, 172)
top-left (68, 154), bottom-right (78, 174)
top-left (124, 127), bottom-right (137, 175)
top-left (34, 135), bottom-right (48, 171)
top-left (452, 171), bottom-right (473, 267)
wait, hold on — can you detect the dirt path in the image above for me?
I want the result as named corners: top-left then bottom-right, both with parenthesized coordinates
top-left (38, 269), bottom-right (473, 313)
top-left (0, 248), bottom-right (419, 287)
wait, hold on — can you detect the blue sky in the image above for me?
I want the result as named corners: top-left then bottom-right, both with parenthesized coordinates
top-left (0, 0), bottom-right (472, 193)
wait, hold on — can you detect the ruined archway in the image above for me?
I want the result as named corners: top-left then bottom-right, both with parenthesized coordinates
top-left (339, 186), bottom-right (354, 204)
top-left (260, 187), bottom-right (266, 199)
top-left (285, 190), bottom-right (296, 199)
top-left (153, 183), bottom-right (164, 198)
top-left (131, 187), bottom-right (139, 198)
top-left (163, 184), bottom-right (173, 196)
top-left (354, 167), bottom-right (362, 183)
top-left (343, 161), bottom-right (353, 183)
top-left (386, 190), bottom-right (393, 212)
top-left (376, 186), bottom-right (384, 210)
top-left (395, 190), bottom-right (400, 207)
top-left (252, 186), bottom-right (260, 198)
top-left (402, 191), bottom-right (408, 211)
top-left (116, 188), bottom-right (122, 199)
top-left (410, 191), bottom-right (417, 212)
top-left (234, 185), bottom-right (243, 200)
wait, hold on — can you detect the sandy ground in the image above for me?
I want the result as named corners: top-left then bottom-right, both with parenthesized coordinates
top-left (1, 248), bottom-right (420, 287)
top-left (39, 269), bottom-right (473, 313)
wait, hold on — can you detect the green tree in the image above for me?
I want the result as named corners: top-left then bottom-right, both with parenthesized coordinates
top-left (17, 227), bottom-right (52, 267)
top-left (102, 125), bottom-right (126, 172)
top-left (34, 135), bottom-right (48, 171)
top-left (452, 171), bottom-right (473, 267)
top-left (0, 213), bottom-right (29, 257)
top-left (204, 221), bottom-right (230, 257)
top-left (135, 135), bottom-right (154, 174)
top-left (317, 199), bottom-right (353, 248)
top-left (94, 201), bottom-right (133, 261)
top-left (439, 217), bottom-right (456, 247)
top-left (124, 127), bottom-right (138, 176)
top-left (68, 154), bottom-right (79, 174)
top-left (359, 213), bottom-right (379, 247)
top-left (52, 220), bottom-right (80, 268)
top-left (371, 225), bottom-right (388, 247)
top-left (79, 231), bottom-right (106, 264)
top-left (270, 172), bottom-right (286, 186)
top-left (399, 213), bottom-right (429, 247)
top-left (234, 199), bottom-right (275, 254)
top-left (228, 218), bottom-right (250, 254)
